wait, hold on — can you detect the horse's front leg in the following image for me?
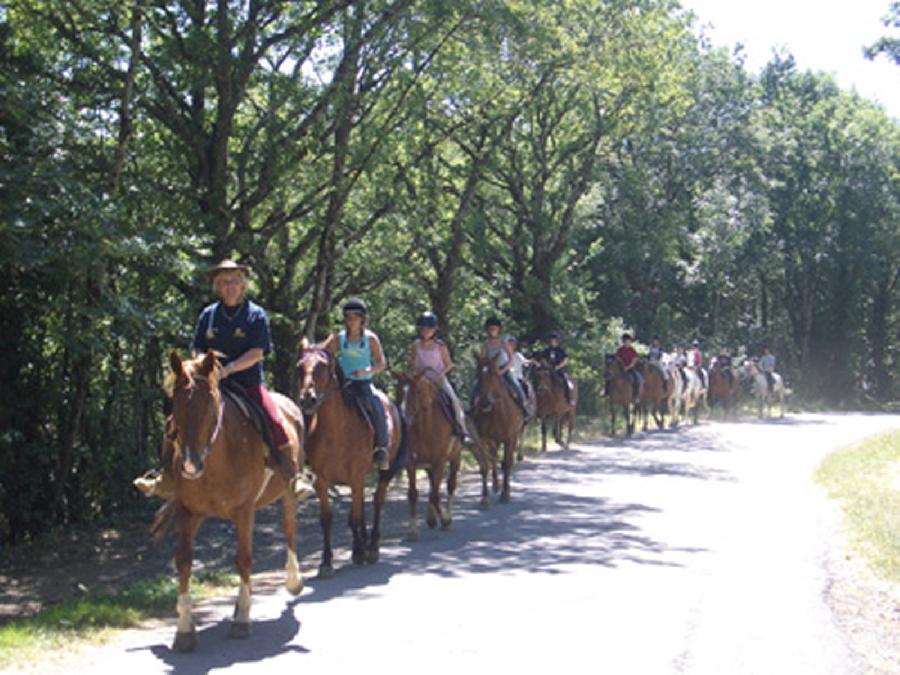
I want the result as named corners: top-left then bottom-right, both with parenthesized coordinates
top-left (426, 464), bottom-right (444, 529)
top-left (350, 480), bottom-right (367, 565)
top-left (541, 416), bottom-right (548, 452)
top-left (172, 511), bottom-right (204, 653)
top-left (368, 475), bottom-right (388, 564)
top-left (230, 507), bottom-right (255, 639)
top-left (566, 411), bottom-right (574, 449)
top-left (281, 494), bottom-right (303, 596)
top-left (445, 446), bottom-right (460, 528)
top-left (316, 477), bottom-right (336, 579)
top-left (406, 463), bottom-right (419, 542)
top-left (490, 441), bottom-right (500, 495)
top-left (500, 437), bottom-right (515, 503)
top-left (610, 399), bottom-right (617, 437)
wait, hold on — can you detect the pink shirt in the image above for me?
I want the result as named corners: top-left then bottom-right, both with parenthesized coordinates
top-left (415, 340), bottom-right (445, 380)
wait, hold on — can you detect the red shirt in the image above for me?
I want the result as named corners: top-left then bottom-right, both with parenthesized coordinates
top-left (616, 345), bottom-right (639, 368)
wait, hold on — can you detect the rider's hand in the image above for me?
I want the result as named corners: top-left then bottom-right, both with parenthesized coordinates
top-left (352, 368), bottom-right (369, 377)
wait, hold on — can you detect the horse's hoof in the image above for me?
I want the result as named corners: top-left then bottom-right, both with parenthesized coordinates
top-left (172, 629), bottom-right (197, 653)
top-left (499, 492), bottom-right (510, 504)
top-left (479, 497), bottom-right (491, 510)
top-left (317, 564), bottom-right (335, 579)
top-left (285, 576), bottom-right (304, 597)
top-left (352, 550), bottom-right (366, 566)
top-left (366, 548), bottom-right (380, 564)
top-left (229, 621), bottom-right (252, 639)
top-left (441, 515), bottom-right (452, 529)
top-left (406, 530), bottom-right (419, 542)
top-left (426, 505), bottom-right (438, 529)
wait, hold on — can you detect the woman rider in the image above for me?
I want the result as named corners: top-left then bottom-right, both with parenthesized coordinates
top-left (409, 311), bottom-right (470, 440)
top-left (135, 260), bottom-right (311, 498)
top-left (321, 298), bottom-right (391, 471)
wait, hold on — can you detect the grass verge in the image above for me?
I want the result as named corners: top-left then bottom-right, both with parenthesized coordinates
top-left (0, 570), bottom-right (237, 669)
top-left (816, 429), bottom-right (900, 582)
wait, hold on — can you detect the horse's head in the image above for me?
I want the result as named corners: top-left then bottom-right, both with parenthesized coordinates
top-left (473, 351), bottom-right (504, 412)
top-left (296, 337), bottom-right (339, 416)
top-left (534, 361), bottom-right (554, 393)
top-left (167, 350), bottom-right (223, 480)
top-left (603, 353), bottom-right (619, 380)
top-left (393, 371), bottom-right (436, 419)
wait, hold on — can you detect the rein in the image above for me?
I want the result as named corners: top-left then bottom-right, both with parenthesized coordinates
top-left (297, 348), bottom-right (342, 417)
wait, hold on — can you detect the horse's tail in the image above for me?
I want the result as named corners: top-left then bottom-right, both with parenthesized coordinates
top-left (384, 401), bottom-right (409, 480)
top-left (150, 498), bottom-right (180, 542)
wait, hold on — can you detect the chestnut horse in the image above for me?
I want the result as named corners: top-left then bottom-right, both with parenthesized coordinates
top-left (472, 352), bottom-right (523, 504)
top-left (162, 351), bottom-right (304, 652)
top-left (296, 339), bottom-right (406, 578)
top-left (394, 371), bottom-right (467, 540)
top-left (533, 362), bottom-right (577, 451)
top-left (635, 359), bottom-right (667, 431)
top-left (708, 363), bottom-right (739, 418)
top-left (604, 355), bottom-right (638, 437)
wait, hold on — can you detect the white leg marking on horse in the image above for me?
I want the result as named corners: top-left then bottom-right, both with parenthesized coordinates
top-left (235, 581), bottom-right (252, 624)
top-left (254, 468), bottom-right (274, 504)
top-left (176, 593), bottom-right (193, 633)
top-left (285, 549), bottom-right (302, 595)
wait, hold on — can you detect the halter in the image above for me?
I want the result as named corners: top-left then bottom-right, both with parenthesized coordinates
top-left (297, 348), bottom-right (340, 416)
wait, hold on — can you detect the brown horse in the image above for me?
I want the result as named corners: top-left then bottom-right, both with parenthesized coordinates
top-left (708, 363), bottom-right (739, 417)
top-left (604, 354), bottom-right (638, 437)
top-left (472, 352), bottom-right (523, 504)
top-left (533, 362), bottom-right (577, 451)
top-left (296, 338), bottom-right (406, 578)
top-left (635, 359), bottom-right (667, 431)
top-left (162, 351), bottom-right (304, 652)
top-left (393, 371), bottom-right (465, 540)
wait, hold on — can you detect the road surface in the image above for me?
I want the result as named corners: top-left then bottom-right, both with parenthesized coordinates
top-left (14, 413), bottom-right (900, 674)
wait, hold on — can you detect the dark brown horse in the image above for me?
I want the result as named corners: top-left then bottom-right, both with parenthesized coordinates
top-left (708, 363), bottom-right (739, 417)
top-left (472, 353), bottom-right (523, 504)
top-left (635, 359), bottom-right (667, 431)
top-left (296, 338), bottom-right (406, 578)
top-left (604, 354), bottom-right (638, 437)
top-left (533, 362), bottom-right (577, 451)
top-left (393, 371), bottom-right (466, 540)
top-left (162, 351), bottom-right (304, 652)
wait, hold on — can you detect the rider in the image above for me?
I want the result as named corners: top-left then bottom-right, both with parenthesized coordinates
top-left (759, 346), bottom-right (776, 392)
top-left (322, 298), bottom-right (391, 471)
top-left (647, 335), bottom-right (668, 394)
top-left (672, 342), bottom-right (689, 389)
top-left (537, 331), bottom-right (573, 404)
top-left (506, 335), bottom-right (532, 393)
top-left (615, 333), bottom-right (642, 399)
top-left (687, 339), bottom-right (707, 389)
top-left (134, 260), bottom-right (312, 499)
top-left (409, 310), bottom-right (470, 440)
top-left (471, 317), bottom-right (529, 420)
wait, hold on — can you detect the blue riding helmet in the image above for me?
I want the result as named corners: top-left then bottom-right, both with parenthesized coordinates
top-left (416, 311), bottom-right (438, 328)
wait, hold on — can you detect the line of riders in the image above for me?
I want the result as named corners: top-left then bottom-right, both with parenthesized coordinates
top-left (134, 259), bottom-right (778, 501)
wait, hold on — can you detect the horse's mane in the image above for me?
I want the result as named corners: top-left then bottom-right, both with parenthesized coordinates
top-left (163, 353), bottom-right (224, 397)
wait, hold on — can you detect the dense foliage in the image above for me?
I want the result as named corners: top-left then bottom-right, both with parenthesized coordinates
top-left (1, 1), bottom-right (898, 543)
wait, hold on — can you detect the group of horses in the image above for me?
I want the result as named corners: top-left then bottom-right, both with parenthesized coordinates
top-left (155, 341), bottom-right (577, 652)
top-left (604, 353), bottom-right (788, 437)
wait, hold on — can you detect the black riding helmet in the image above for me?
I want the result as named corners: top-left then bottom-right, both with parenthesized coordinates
top-left (485, 316), bottom-right (502, 329)
top-left (622, 333), bottom-right (633, 342)
top-left (416, 311), bottom-right (438, 328)
top-left (342, 297), bottom-right (368, 316)
top-left (547, 330), bottom-right (560, 340)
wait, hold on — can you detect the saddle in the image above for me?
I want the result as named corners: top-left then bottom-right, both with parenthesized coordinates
top-left (220, 379), bottom-right (277, 452)
top-left (343, 384), bottom-right (395, 441)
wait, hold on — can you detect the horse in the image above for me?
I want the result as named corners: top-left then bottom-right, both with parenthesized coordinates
top-left (635, 358), bottom-right (667, 431)
top-left (680, 366), bottom-right (705, 425)
top-left (742, 359), bottom-right (786, 418)
top-left (472, 352), bottom-right (524, 504)
top-left (161, 351), bottom-right (304, 653)
top-left (604, 355), bottom-right (638, 437)
top-left (393, 370), bottom-right (466, 540)
top-left (532, 361), bottom-right (577, 451)
top-left (659, 355), bottom-right (683, 428)
top-left (708, 362), bottom-right (739, 418)
top-left (296, 338), bottom-right (406, 578)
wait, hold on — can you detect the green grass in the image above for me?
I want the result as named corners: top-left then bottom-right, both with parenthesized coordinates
top-left (0, 570), bottom-right (237, 668)
top-left (816, 429), bottom-right (900, 582)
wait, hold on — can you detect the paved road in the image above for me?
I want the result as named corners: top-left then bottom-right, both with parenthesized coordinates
top-left (21, 413), bottom-right (900, 674)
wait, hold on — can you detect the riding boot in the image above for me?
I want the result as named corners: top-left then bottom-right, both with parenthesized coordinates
top-left (273, 442), bottom-right (314, 501)
top-left (133, 435), bottom-right (176, 499)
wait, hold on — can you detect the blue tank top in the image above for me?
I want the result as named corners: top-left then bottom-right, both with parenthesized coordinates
top-left (338, 329), bottom-right (374, 381)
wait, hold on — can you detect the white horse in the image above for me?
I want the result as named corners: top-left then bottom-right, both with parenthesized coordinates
top-left (742, 359), bottom-right (786, 418)
top-left (681, 366), bottom-right (705, 425)
top-left (659, 355), bottom-right (683, 428)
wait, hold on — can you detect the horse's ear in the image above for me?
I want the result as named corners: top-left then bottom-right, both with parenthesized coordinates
top-left (199, 350), bottom-right (217, 377)
top-left (169, 350), bottom-right (184, 376)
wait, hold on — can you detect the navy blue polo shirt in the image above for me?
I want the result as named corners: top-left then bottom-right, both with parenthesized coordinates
top-left (539, 345), bottom-right (568, 367)
top-left (191, 300), bottom-right (272, 387)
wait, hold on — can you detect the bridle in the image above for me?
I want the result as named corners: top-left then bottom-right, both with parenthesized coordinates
top-left (297, 348), bottom-right (340, 416)
top-left (177, 369), bottom-right (225, 456)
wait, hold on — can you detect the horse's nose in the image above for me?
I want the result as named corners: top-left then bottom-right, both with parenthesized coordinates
top-left (301, 392), bottom-right (317, 410)
top-left (181, 450), bottom-right (204, 479)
